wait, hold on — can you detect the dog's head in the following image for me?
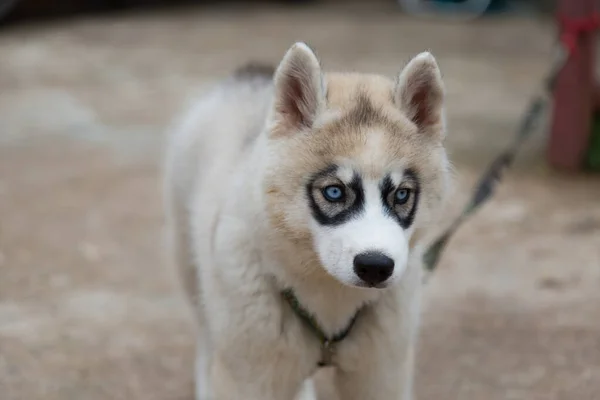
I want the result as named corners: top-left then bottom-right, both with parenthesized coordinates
top-left (263, 43), bottom-right (451, 289)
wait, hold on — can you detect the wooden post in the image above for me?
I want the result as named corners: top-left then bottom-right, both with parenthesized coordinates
top-left (548, 0), bottom-right (596, 171)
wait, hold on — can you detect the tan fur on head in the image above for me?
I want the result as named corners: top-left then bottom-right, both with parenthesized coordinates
top-left (261, 42), bottom-right (451, 288)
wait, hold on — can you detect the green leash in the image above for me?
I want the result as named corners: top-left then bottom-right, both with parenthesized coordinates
top-left (422, 45), bottom-right (568, 275)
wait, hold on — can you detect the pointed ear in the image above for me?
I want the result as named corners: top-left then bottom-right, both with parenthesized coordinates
top-left (394, 52), bottom-right (445, 138)
top-left (271, 42), bottom-right (324, 134)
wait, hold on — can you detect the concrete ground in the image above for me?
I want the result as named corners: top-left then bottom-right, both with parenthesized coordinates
top-left (1, 3), bottom-right (599, 399)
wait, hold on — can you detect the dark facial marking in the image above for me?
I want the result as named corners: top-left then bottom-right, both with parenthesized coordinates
top-left (379, 169), bottom-right (420, 229)
top-left (307, 165), bottom-right (365, 226)
top-left (346, 92), bottom-right (383, 127)
top-left (326, 92), bottom-right (402, 135)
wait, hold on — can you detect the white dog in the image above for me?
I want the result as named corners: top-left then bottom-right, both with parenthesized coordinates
top-left (164, 42), bottom-right (451, 400)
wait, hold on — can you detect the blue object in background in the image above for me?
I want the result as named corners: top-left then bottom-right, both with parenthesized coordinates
top-left (429, 0), bottom-right (509, 13)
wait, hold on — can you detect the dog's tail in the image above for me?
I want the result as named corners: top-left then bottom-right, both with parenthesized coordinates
top-left (233, 62), bottom-right (275, 80)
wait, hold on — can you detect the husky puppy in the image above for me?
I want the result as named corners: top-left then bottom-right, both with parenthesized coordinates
top-left (164, 42), bottom-right (451, 400)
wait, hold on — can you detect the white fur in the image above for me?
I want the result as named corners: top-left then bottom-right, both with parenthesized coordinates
top-left (164, 42), bottom-right (448, 400)
top-left (311, 179), bottom-right (409, 288)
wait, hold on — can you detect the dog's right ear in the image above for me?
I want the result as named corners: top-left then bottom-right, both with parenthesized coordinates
top-left (270, 42), bottom-right (324, 135)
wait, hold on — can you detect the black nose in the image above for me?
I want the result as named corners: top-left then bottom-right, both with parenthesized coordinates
top-left (353, 251), bottom-right (394, 286)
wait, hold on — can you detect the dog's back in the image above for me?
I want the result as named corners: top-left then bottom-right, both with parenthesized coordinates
top-left (164, 64), bottom-right (274, 304)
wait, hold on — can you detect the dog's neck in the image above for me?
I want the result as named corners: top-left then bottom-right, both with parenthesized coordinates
top-left (286, 275), bottom-right (380, 337)
top-left (262, 239), bottom-right (383, 337)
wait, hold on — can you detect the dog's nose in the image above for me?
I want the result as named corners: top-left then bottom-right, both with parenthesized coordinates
top-left (353, 251), bottom-right (394, 286)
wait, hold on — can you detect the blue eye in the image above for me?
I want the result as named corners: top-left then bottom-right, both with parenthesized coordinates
top-left (322, 185), bottom-right (345, 202)
top-left (395, 188), bottom-right (411, 204)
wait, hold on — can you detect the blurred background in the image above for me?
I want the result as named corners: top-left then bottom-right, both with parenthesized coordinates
top-left (1, 0), bottom-right (599, 399)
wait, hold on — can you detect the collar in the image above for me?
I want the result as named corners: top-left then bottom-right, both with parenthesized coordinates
top-left (281, 288), bottom-right (360, 367)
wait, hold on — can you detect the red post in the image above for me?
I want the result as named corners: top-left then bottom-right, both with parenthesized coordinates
top-left (548, 0), bottom-right (596, 171)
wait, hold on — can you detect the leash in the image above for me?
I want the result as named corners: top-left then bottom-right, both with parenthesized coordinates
top-left (422, 11), bottom-right (599, 275)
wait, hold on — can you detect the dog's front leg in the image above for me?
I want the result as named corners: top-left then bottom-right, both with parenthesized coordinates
top-left (333, 288), bottom-right (419, 400)
top-left (209, 345), bottom-right (313, 400)
top-left (333, 343), bottom-right (415, 400)
top-left (202, 272), bottom-right (318, 400)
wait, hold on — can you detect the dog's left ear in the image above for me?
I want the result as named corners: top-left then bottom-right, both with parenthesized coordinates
top-left (394, 52), bottom-right (445, 139)
top-left (271, 42), bottom-right (325, 135)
